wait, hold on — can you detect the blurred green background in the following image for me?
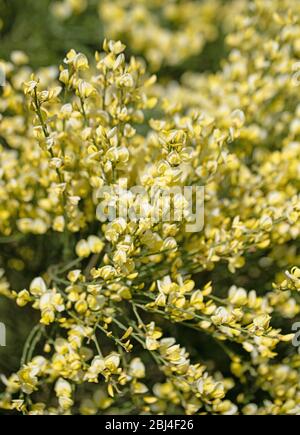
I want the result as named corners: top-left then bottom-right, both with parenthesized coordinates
top-left (0, 0), bottom-right (226, 74)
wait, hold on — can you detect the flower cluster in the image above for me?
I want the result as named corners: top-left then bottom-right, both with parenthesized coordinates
top-left (1, 0), bottom-right (300, 416)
